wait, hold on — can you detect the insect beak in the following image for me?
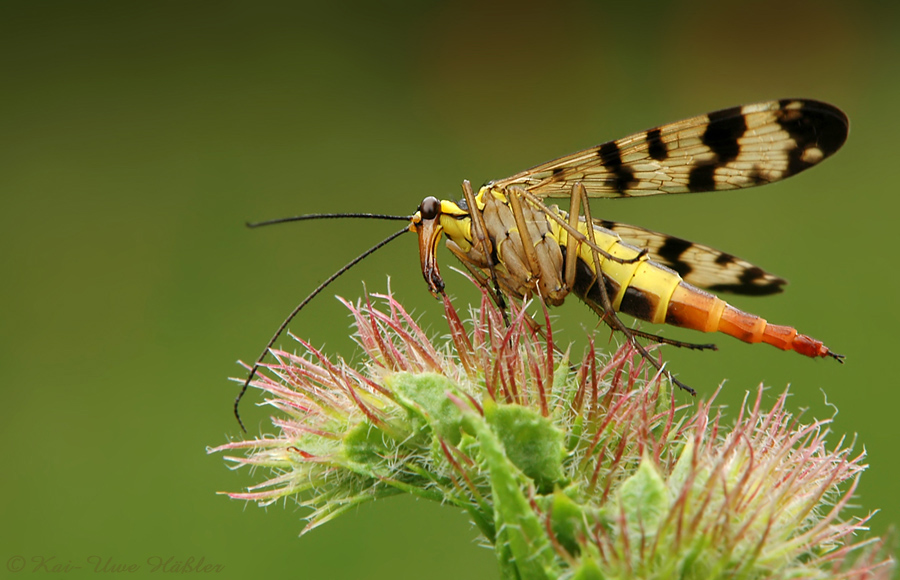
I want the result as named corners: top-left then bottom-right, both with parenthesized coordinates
top-left (412, 212), bottom-right (445, 296)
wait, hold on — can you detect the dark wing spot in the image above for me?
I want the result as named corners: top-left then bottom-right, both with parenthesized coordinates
top-left (777, 99), bottom-right (849, 157)
top-left (707, 267), bottom-right (786, 296)
top-left (786, 149), bottom-right (807, 176)
top-left (703, 106), bottom-right (746, 163)
top-left (714, 252), bottom-right (735, 266)
top-left (708, 278), bottom-right (786, 296)
top-left (597, 141), bottom-right (619, 162)
top-left (657, 236), bottom-right (694, 277)
top-left (688, 163), bottom-right (717, 192)
top-left (552, 166), bottom-right (565, 179)
top-left (746, 165), bottom-right (768, 186)
top-left (740, 266), bottom-right (766, 285)
top-left (687, 107), bottom-right (747, 192)
top-left (777, 100), bottom-right (849, 176)
top-left (598, 141), bottom-right (637, 193)
top-left (646, 128), bottom-right (668, 161)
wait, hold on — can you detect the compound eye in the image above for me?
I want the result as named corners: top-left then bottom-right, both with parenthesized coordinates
top-left (419, 196), bottom-right (441, 220)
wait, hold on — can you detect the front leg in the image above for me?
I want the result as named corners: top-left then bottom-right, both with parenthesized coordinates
top-left (461, 180), bottom-right (509, 324)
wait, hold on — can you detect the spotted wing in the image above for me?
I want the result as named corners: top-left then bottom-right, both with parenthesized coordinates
top-left (595, 219), bottom-right (786, 296)
top-left (493, 99), bottom-right (848, 198)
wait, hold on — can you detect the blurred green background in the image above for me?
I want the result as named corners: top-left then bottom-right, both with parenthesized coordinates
top-left (2, 1), bottom-right (898, 578)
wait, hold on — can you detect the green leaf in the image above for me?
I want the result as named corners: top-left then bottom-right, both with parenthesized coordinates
top-left (486, 401), bottom-right (566, 492)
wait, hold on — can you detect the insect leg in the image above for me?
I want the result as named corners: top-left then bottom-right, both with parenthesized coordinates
top-left (506, 188), bottom-right (543, 282)
top-left (462, 179), bottom-right (509, 323)
top-left (579, 297), bottom-right (716, 350)
top-left (574, 182), bottom-right (696, 395)
top-left (623, 329), bottom-right (717, 351)
top-left (563, 180), bottom-right (584, 293)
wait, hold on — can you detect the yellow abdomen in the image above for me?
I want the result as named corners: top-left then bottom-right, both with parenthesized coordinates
top-left (557, 219), bottom-right (835, 359)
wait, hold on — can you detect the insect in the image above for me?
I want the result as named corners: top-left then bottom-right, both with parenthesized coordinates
top-left (235, 98), bottom-right (847, 431)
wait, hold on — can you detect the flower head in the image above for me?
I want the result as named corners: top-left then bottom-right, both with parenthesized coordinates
top-left (211, 282), bottom-right (892, 579)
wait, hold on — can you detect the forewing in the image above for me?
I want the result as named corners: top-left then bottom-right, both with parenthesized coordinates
top-left (596, 219), bottom-right (786, 296)
top-left (493, 99), bottom-right (848, 198)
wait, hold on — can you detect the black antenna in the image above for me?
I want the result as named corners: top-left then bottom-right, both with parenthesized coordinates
top-left (234, 215), bottom-right (412, 432)
top-left (247, 212), bottom-right (411, 228)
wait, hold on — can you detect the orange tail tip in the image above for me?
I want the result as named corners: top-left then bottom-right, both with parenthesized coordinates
top-left (666, 283), bottom-right (843, 362)
top-left (762, 323), bottom-right (845, 362)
